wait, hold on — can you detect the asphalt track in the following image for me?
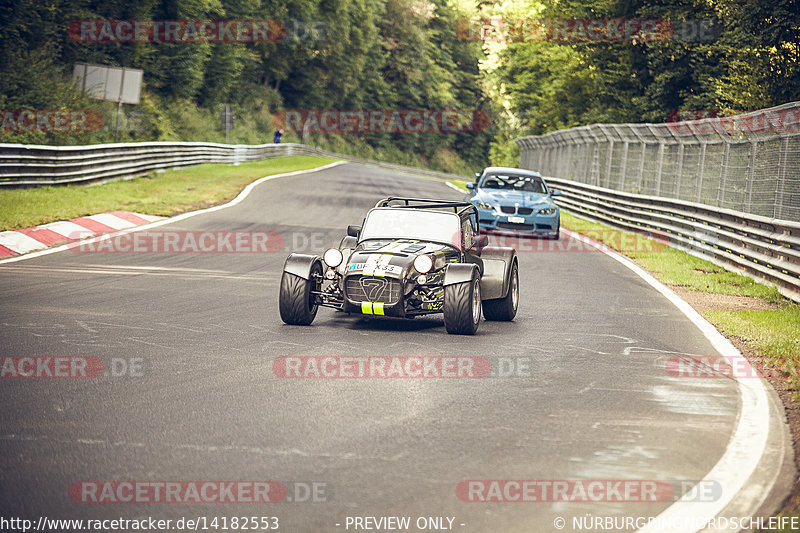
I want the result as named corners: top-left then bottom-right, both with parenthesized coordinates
top-left (0, 162), bottom-right (792, 532)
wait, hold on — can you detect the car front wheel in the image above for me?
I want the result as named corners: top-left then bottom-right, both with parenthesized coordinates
top-left (443, 269), bottom-right (481, 335)
top-left (279, 263), bottom-right (322, 325)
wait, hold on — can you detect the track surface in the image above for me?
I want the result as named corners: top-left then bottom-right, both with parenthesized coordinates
top-left (0, 163), bottom-right (749, 531)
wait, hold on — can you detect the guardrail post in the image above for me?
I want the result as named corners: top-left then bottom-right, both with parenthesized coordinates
top-left (636, 142), bottom-right (647, 193)
top-left (654, 143), bottom-right (665, 196)
top-left (745, 141), bottom-right (757, 212)
top-left (604, 140), bottom-right (614, 188)
top-left (775, 136), bottom-right (789, 219)
top-left (675, 143), bottom-right (684, 199)
top-left (717, 142), bottom-right (730, 207)
top-left (695, 143), bottom-right (706, 203)
top-left (618, 141), bottom-right (629, 190)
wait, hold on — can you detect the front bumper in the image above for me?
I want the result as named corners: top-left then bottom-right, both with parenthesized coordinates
top-left (476, 208), bottom-right (559, 237)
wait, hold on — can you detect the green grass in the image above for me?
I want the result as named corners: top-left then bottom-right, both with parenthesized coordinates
top-left (447, 179), bottom-right (470, 191)
top-left (706, 305), bottom-right (800, 385)
top-left (0, 156), bottom-right (338, 231)
top-left (561, 212), bottom-right (785, 300)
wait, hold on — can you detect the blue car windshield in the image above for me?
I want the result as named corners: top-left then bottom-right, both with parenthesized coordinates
top-left (360, 208), bottom-right (460, 245)
top-left (481, 174), bottom-right (547, 193)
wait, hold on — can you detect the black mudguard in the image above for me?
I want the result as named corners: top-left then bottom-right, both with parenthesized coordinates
top-left (479, 247), bottom-right (516, 300)
top-left (443, 263), bottom-right (479, 287)
top-left (283, 253), bottom-right (323, 280)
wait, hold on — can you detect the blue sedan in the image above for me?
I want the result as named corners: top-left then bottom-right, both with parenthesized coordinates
top-left (466, 167), bottom-right (561, 240)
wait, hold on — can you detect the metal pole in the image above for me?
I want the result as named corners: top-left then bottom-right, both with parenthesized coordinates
top-left (115, 100), bottom-right (122, 143)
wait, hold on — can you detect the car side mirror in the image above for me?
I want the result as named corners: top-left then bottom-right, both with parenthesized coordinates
top-left (465, 183), bottom-right (474, 190)
top-left (472, 233), bottom-right (489, 251)
top-left (347, 225), bottom-right (361, 238)
top-left (551, 189), bottom-right (562, 197)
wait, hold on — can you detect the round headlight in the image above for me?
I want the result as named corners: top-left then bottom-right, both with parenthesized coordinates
top-left (413, 254), bottom-right (434, 274)
top-left (323, 248), bottom-right (343, 268)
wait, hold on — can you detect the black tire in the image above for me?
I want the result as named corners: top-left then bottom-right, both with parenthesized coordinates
top-left (443, 269), bottom-right (481, 335)
top-left (279, 263), bottom-right (321, 325)
top-left (483, 260), bottom-right (518, 321)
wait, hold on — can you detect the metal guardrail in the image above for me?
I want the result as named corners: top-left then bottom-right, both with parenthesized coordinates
top-left (545, 176), bottom-right (800, 302)
top-left (516, 102), bottom-right (800, 223)
top-left (0, 141), bottom-right (466, 186)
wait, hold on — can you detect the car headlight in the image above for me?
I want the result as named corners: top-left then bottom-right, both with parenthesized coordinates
top-left (539, 208), bottom-right (557, 215)
top-left (323, 248), bottom-right (343, 268)
top-left (474, 201), bottom-right (493, 210)
top-left (413, 254), bottom-right (434, 274)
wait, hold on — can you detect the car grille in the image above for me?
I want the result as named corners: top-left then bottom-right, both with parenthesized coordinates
top-left (497, 222), bottom-right (535, 231)
top-left (345, 275), bottom-right (402, 304)
top-left (517, 207), bottom-right (534, 215)
top-left (500, 206), bottom-right (515, 214)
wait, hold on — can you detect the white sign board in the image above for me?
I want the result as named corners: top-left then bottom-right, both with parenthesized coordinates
top-left (73, 63), bottom-right (143, 104)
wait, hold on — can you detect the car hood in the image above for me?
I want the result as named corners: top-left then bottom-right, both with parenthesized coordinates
top-left (346, 239), bottom-right (453, 277)
top-left (474, 189), bottom-right (554, 208)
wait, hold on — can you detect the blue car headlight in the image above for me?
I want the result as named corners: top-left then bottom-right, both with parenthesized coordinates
top-left (474, 201), bottom-right (493, 210)
top-left (539, 207), bottom-right (557, 215)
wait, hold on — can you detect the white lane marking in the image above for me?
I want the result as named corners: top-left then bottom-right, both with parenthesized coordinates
top-left (85, 213), bottom-right (137, 230)
top-left (0, 160), bottom-right (346, 265)
top-left (0, 265), bottom-right (272, 280)
top-left (40, 221), bottom-right (94, 239)
top-left (560, 228), bottom-right (772, 533)
top-left (446, 181), bottom-right (465, 192)
top-left (0, 231), bottom-right (49, 254)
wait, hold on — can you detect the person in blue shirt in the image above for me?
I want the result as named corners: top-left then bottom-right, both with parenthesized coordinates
top-left (273, 129), bottom-right (283, 143)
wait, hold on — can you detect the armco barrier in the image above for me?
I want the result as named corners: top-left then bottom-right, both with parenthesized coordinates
top-left (0, 142), bottom-right (464, 186)
top-left (544, 176), bottom-right (800, 302)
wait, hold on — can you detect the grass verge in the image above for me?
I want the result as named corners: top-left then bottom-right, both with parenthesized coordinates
top-left (0, 156), bottom-right (339, 231)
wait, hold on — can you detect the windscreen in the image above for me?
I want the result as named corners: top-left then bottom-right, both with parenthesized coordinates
top-left (360, 208), bottom-right (461, 245)
top-left (481, 174), bottom-right (547, 193)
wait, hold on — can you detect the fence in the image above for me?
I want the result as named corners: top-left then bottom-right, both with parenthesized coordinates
top-left (516, 102), bottom-right (800, 301)
top-left (0, 142), bottom-right (463, 186)
top-left (516, 102), bottom-right (800, 222)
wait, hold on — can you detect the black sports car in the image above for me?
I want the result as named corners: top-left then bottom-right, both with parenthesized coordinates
top-left (278, 197), bottom-right (519, 335)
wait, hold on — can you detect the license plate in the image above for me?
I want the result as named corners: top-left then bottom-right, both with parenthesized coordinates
top-left (508, 216), bottom-right (525, 224)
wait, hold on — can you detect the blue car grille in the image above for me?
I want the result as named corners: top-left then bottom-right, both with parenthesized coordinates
top-left (498, 206), bottom-right (535, 215)
top-left (345, 275), bottom-right (402, 304)
top-left (497, 222), bottom-right (535, 231)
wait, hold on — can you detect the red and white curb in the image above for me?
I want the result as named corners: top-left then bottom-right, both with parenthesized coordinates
top-left (0, 211), bottom-right (163, 258)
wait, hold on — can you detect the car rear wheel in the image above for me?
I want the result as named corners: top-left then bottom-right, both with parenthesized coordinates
top-left (279, 263), bottom-right (322, 325)
top-left (443, 269), bottom-right (481, 335)
top-left (483, 260), bottom-right (518, 321)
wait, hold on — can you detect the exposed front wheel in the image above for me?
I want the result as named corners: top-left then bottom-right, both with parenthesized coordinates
top-left (483, 260), bottom-right (518, 321)
top-left (278, 263), bottom-right (322, 325)
top-left (443, 269), bottom-right (481, 335)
